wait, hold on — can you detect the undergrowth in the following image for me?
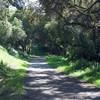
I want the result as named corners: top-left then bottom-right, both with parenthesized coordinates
top-left (46, 55), bottom-right (100, 88)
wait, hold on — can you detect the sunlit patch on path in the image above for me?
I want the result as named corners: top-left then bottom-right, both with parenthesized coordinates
top-left (23, 56), bottom-right (100, 100)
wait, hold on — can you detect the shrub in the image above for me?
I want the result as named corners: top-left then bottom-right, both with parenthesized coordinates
top-left (12, 26), bottom-right (26, 41)
top-left (0, 20), bottom-right (12, 42)
top-left (0, 61), bottom-right (10, 77)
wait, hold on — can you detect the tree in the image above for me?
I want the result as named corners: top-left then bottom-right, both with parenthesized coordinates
top-left (0, 20), bottom-right (12, 42)
top-left (37, 0), bottom-right (100, 60)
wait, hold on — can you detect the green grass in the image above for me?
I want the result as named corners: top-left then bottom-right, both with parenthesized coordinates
top-left (0, 62), bottom-right (26, 100)
top-left (0, 45), bottom-right (30, 99)
top-left (46, 55), bottom-right (100, 88)
top-left (0, 45), bottom-right (28, 69)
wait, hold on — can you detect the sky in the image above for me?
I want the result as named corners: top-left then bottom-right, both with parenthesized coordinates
top-left (28, 0), bottom-right (38, 2)
top-left (9, 0), bottom-right (39, 11)
top-left (25, 0), bottom-right (39, 5)
top-left (25, 0), bottom-right (40, 8)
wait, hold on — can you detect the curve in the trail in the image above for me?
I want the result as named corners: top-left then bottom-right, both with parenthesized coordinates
top-left (23, 56), bottom-right (100, 100)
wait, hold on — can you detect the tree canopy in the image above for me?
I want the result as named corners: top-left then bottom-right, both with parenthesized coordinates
top-left (0, 0), bottom-right (99, 60)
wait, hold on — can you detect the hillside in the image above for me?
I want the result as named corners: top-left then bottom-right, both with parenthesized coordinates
top-left (0, 45), bottom-right (28, 69)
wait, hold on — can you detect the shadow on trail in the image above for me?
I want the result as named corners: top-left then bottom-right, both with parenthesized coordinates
top-left (23, 56), bottom-right (100, 100)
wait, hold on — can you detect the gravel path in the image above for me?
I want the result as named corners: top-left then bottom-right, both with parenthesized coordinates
top-left (23, 56), bottom-right (100, 100)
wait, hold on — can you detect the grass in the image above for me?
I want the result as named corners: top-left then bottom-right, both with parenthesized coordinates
top-left (0, 62), bottom-right (26, 100)
top-left (0, 45), bottom-right (30, 99)
top-left (46, 55), bottom-right (100, 88)
top-left (0, 45), bottom-right (28, 69)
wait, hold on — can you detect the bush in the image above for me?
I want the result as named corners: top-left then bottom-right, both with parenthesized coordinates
top-left (0, 61), bottom-right (26, 99)
top-left (7, 47), bottom-right (19, 57)
top-left (12, 26), bottom-right (26, 41)
top-left (0, 20), bottom-right (12, 42)
top-left (0, 61), bottom-right (11, 77)
top-left (71, 59), bottom-right (90, 70)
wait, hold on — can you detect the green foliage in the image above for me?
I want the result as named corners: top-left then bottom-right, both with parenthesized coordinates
top-left (44, 19), bottom-right (58, 31)
top-left (12, 17), bottom-right (23, 27)
top-left (0, 61), bottom-right (10, 77)
top-left (74, 33), bottom-right (96, 58)
top-left (39, 0), bottom-right (100, 60)
top-left (46, 55), bottom-right (100, 87)
top-left (10, 17), bottom-right (27, 41)
top-left (0, 61), bottom-right (26, 99)
top-left (7, 47), bottom-right (19, 57)
top-left (46, 55), bottom-right (69, 68)
top-left (0, 45), bottom-right (28, 69)
top-left (0, 46), bottom-right (30, 99)
top-left (0, 20), bottom-right (12, 41)
top-left (12, 26), bottom-right (26, 40)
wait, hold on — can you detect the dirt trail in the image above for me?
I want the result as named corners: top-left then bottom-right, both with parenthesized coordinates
top-left (23, 56), bottom-right (100, 100)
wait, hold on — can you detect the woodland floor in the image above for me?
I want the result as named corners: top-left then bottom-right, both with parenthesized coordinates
top-left (23, 56), bottom-right (100, 100)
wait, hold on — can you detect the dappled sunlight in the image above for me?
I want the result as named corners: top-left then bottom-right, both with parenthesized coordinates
top-left (0, 46), bottom-right (28, 70)
top-left (26, 67), bottom-right (55, 72)
top-left (0, 0), bottom-right (99, 99)
top-left (26, 57), bottom-right (55, 72)
top-left (23, 57), bottom-right (100, 100)
top-left (28, 62), bottom-right (48, 65)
